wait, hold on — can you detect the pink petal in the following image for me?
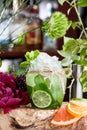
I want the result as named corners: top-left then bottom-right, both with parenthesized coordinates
top-left (5, 87), bottom-right (12, 96)
top-left (6, 98), bottom-right (22, 106)
top-left (0, 101), bottom-right (6, 107)
top-left (1, 97), bottom-right (8, 102)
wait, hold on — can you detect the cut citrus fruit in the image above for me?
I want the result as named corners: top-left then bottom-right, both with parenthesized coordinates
top-left (32, 90), bottom-right (52, 108)
top-left (67, 101), bottom-right (87, 117)
top-left (70, 98), bottom-right (87, 107)
top-left (51, 105), bottom-right (81, 126)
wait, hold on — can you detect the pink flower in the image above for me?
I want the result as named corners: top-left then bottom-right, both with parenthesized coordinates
top-left (0, 72), bottom-right (30, 113)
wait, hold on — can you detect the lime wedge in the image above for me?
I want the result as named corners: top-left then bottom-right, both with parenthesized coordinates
top-left (32, 90), bottom-right (52, 108)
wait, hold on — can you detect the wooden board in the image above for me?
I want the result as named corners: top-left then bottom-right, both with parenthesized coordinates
top-left (0, 108), bottom-right (87, 130)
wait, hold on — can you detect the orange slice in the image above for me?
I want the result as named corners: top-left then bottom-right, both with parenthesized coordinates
top-left (51, 105), bottom-right (80, 126)
top-left (67, 102), bottom-right (87, 117)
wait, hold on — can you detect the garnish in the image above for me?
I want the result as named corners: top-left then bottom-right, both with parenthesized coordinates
top-left (32, 90), bottom-right (52, 108)
top-left (26, 72), bottom-right (67, 109)
top-left (51, 98), bottom-right (87, 126)
top-left (67, 98), bottom-right (87, 117)
top-left (51, 105), bottom-right (80, 126)
top-left (20, 50), bottom-right (40, 68)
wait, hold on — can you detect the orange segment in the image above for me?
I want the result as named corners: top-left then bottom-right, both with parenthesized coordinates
top-left (66, 102), bottom-right (87, 117)
top-left (51, 105), bottom-right (80, 126)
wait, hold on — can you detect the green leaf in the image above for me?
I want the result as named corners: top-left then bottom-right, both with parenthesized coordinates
top-left (34, 74), bottom-right (44, 87)
top-left (20, 50), bottom-right (40, 68)
top-left (20, 61), bottom-right (30, 68)
top-left (71, 22), bottom-right (80, 29)
top-left (58, 37), bottom-right (87, 66)
top-left (74, 59), bottom-right (87, 66)
top-left (25, 50), bottom-right (40, 61)
top-left (58, 0), bottom-right (66, 5)
top-left (50, 74), bottom-right (64, 106)
top-left (42, 11), bottom-right (69, 39)
top-left (64, 36), bottom-right (73, 43)
top-left (13, 69), bottom-right (26, 76)
top-left (80, 71), bottom-right (87, 92)
top-left (77, 0), bottom-right (87, 7)
top-left (26, 73), bottom-right (38, 87)
top-left (63, 39), bottom-right (79, 52)
top-left (42, 21), bottom-right (50, 32)
top-left (17, 34), bottom-right (25, 45)
top-left (80, 48), bottom-right (87, 59)
top-left (58, 50), bottom-right (72, 58)
top-left (0, 59), bottom-right (2, 67)
top-left (61, 57), bottom-right (73, 66)
top-left (34, 74), bottom-right (51, 93)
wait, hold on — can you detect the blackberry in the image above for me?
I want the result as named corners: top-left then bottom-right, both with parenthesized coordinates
top-left (15, 74), bottom-right (27, 90)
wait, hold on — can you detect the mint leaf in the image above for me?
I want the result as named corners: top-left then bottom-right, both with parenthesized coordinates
top-left (25, 50), bottom-right (40, 61)
top-left (50, 74), bottom-right (65, 106)
top-left (34, 74), bottom-right (51, 93)
top-left (77, 0), bottom-right (87, 7)
top-left (20, 50), bottom-right (40, 68)
top-left (26, 72), bottom-right (66, 108)
top-left (20, 61), bottom-right (30, 68)
top-left (26, 73), bottom-right (38, 87)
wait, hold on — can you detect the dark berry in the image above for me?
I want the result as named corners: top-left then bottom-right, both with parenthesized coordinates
top-left (15, 74), bottom-right (27, 90)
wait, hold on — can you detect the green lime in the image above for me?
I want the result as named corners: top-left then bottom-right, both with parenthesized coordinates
top-left (32, 90), bottom-right (52, 108)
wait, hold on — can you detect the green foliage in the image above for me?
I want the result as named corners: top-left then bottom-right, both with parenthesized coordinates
top-left (16, 34), bottom-right (25, 45)
top-left (71, 21), bottom-right (81, 29)
top-left (26, 73), bottom-right (66, 108)
top-left (77, 0), bottom-right (87, 7)
top-left (58, 37), bottom-right (87, 66)
top-left (50, 74), bottom-right (64, 106)
top-left (42, 12), bottom-right (71, 39)
top-left (80, 71), bottom-right (87, 92)
top-left (58, 0), bottom-right (87, 7)
top-left (20, 50), bottom-right (40, 68)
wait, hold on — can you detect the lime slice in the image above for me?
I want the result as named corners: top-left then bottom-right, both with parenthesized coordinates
top-left (32, 90), bottom-right (52, 108)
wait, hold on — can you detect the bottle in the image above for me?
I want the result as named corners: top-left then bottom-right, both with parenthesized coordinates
top-left (25, 5), bottom-right (43, 50)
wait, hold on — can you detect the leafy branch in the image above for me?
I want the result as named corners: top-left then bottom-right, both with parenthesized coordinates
top-left (42, 0), bottom-right (87, 67)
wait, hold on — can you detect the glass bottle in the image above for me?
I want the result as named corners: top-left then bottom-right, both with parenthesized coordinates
top-left (25, 5), bottom-right (43, 50)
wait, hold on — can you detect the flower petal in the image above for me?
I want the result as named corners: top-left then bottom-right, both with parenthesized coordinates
top-left (0, 101), bottom-right (6, 107)
top-left (6, 98), bottom-right (22, 106)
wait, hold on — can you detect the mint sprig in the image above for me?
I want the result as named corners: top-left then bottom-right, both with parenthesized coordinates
top-left (20, 50), bottom-right (40, 68)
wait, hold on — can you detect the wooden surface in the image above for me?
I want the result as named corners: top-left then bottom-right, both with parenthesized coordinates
top-left (0, 107), bottom-right (87, 130)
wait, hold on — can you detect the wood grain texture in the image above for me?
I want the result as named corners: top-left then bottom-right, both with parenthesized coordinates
top-left (0, 108), bottom-right (87, 130)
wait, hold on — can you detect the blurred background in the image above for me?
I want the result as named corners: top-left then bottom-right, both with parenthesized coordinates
top-left (0, 0), bottom-right (87, 72)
